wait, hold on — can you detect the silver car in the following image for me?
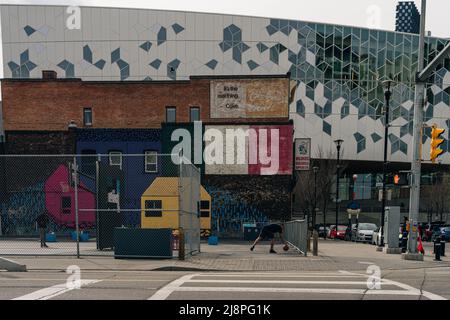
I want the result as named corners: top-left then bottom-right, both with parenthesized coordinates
top-left (353, 223), bottom-right (378, 243)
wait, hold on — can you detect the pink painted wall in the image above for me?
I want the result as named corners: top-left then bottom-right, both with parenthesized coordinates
top-left (248, 124), bottom-right (293, 175)
top-left (44, 165), bottom-right (95, 228)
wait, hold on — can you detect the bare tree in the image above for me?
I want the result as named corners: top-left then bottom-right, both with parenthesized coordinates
top-left (292, 147), bottom-right (348, 236)
top-left (421, 171), bottom-right (450, 223)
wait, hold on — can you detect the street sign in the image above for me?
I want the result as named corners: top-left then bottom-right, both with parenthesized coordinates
top-left (376, 182), bottom-right (383, 188)
top-left (295, 138), bottom-right (311, 171)
top-left (108, 192), bottom-right (119, 204)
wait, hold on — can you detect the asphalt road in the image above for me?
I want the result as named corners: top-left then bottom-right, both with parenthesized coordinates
top-left (1, 267), bottom-right (449, 300)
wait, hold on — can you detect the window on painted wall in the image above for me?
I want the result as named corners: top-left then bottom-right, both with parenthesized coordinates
top-left (190, 107), bottom-right (200, 122)
top-left (61, 197), bottom-right (71, 215)
top-left (200, 200), bottom-right (210, 218)
top-left (145, 151), bottom-right (158, 173)
top-left (109, 151), bottom-right (122, 169)
top-left (144, 200), bottom-right (162, 217)
top-left (80, 149), bottom-right (97, 176)
top-left (83, 108), bottom-right (93, 126)
top-left (166, 107), bottom-right (176, 123)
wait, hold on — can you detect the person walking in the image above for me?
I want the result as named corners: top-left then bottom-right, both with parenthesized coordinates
top-left (36, 210), bottom-right (49, 248)
top-left (250, 223), bottom-right (286, 254)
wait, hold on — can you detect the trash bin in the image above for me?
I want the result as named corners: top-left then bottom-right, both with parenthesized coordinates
top-left (46, 232), bottom-right (57, 242)
top-left (208, 236), bottom-right (218, 245)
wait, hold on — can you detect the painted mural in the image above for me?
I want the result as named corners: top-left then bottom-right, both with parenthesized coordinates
top-left (44, 165), bottom-right (95, 228)
top-left (204, 124), bottom-right (293, 175)
top-left (210, 78), bottom-right (289, 119)
top-left (204, 175), bottom-right (292, 237)
top-left (76, 128), bottom-right (162, 227)
top-left (0, 164), bottom-right (95, 235)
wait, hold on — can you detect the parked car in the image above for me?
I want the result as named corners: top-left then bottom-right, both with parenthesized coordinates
top-left (440, 225), bottom-right (450, 242)
top-left (352, 223), bottom-right (378, 243)
top-left (431, 225), bottom-right (444, 242)
top-left (329, 225), bottom-right (348, 240)
top-left (422, 222), bottom-right (446, 242)
top-left (371, 227), bottom-right (381, 246)
top-left (327, 225), bottom-right (335, 238)
top-left (316, 225), bottom-right (330, 238)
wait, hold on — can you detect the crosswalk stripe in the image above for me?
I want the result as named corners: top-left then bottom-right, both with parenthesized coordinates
top-left (173, 286), bottom-right (425, 296)
top-left (188, 280), bottom-right (376, 285)
top-left (12, 280), bottom-right (100, 300)
top-left (148, 271), bottom-right (448, 300)
top-left (196, 274), bottom-right (365, 278)
top-left (148, 274), bottom-right (199, 300)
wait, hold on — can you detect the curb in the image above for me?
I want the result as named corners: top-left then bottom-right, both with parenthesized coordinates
top-left (0, 257), bottom-right (27, 272)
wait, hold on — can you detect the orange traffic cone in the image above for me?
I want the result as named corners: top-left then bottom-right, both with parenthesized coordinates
top-left (418, 236), bottom-right (425, 255)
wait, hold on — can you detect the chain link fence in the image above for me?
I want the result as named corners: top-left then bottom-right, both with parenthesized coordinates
top-left (0, 154), bottom-right (202, 258)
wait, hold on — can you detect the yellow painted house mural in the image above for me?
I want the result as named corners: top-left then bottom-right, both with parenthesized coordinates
top-left (141, 177), bottom-right (212, 237)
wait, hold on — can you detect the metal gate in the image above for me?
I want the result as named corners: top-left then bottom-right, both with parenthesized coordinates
top-left (178, 158), bottom-right (201, 258)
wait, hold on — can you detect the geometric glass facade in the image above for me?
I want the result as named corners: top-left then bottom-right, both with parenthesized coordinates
top-left (1, 5), bottom-right (450, 163)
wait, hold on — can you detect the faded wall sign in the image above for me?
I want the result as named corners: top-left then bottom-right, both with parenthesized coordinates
top-left (210, 78), bottom-right (288, 119)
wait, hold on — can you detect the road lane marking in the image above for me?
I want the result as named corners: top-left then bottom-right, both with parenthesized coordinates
top-left (358, 261), bottom-right (375, 265)
top-left (12, 280), bottom-right (101, 300)
top-left (148, 274), bottom-right (199, 300)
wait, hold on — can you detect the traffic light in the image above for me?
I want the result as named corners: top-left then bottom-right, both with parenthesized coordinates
top-left (394, 174), bottom-right (400, 185)
top-left (430, 125), bottom-right (445, 163)
top-left (389, 173), bottom-right (409, 186)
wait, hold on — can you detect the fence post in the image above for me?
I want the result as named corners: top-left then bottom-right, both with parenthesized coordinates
top-left (179, 227), bottom-right (185, 261)
top-left (73, 156), bottom-right (80, 259)
top-left (307, 229), bottom-right (311, 252)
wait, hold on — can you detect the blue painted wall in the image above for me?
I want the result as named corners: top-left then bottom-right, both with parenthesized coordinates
top-left (76, 129), bottom-right (161, 227)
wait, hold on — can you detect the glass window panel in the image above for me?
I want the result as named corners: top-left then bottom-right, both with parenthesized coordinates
top-left (166, 107), bottom-right (176, 123)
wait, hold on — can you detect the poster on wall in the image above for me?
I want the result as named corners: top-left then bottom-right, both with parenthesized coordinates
top-left (295, 138), bottom-right (311, 171)
top-left (210, 78), bottom-right (288, 119)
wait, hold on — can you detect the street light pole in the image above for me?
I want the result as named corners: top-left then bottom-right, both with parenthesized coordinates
top-left (380, 80), bottom-right (392, 248)
top-left (334, 140), bottom-right (343, 238)
top-left (405, 0), bottom-right (427, 260)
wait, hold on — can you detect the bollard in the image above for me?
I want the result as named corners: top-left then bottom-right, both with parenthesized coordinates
top-left (307, 230), bottom-right (312, 252)
top-left (312, 230), bottom-right (319, 256)
top-left (434, 242), bottom-right (441, 261)
top-left (178, 228), bottom-right (185, 261)
top-left (441, 239), bottom-right (446, 257)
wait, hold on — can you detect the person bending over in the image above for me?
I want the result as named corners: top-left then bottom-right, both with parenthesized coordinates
top-left (250, 223), bottom-right (286, 254)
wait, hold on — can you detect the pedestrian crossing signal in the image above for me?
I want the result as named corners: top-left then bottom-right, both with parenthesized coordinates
top-left (430, 125), bottom-right (445, 164)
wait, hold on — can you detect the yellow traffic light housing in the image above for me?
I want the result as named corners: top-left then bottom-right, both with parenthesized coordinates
top-left (430, 125), bottom-right (445, 163)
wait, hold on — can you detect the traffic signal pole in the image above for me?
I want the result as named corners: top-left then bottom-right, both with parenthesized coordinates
top-left (404, 0), bottom-right (450, 260)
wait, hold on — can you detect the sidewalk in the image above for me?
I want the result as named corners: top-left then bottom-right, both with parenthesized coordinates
top-left (3, 239), bottom-right (450, 272)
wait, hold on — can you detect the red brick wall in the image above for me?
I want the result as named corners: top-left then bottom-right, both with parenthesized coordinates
top-left (1, 79), bottom-right (211, 131)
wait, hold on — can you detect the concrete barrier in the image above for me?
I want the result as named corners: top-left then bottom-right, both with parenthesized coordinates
top-left (0, 257), bottom-right (27, 272)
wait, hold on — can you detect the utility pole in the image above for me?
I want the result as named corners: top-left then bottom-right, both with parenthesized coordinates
top-left (404, 0), bottom-right (450, 260)
top-left (379, 80), bottom-right (392, 249)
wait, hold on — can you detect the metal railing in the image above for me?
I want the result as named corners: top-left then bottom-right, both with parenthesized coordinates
top-left (284, 219), bottom-right (308, 256)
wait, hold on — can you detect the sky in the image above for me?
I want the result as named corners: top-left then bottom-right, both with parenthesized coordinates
top-left (0, 0), bottom-right (449, 37)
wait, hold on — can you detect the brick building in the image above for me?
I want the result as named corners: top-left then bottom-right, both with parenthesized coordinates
top-left (1, 72), bottom-right (293, 237)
